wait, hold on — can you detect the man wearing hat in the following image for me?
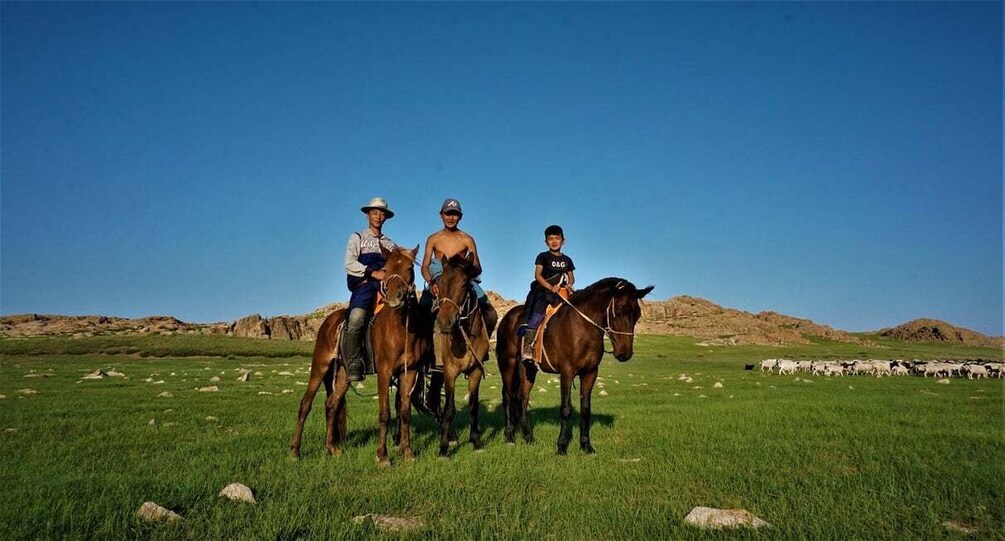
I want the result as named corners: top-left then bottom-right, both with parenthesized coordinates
top-left (342, 196), bottom-right (397, 381)
top-left (414, 198), bottom-right (497, 413)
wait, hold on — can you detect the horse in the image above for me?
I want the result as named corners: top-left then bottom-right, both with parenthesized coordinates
top-left (289, 245), bottom-right (434, 466)
top-left (429, 252), bottom-right (496, 457)
top-left (496, 277), bottom-right (653, 455)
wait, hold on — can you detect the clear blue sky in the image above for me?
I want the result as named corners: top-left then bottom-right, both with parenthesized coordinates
top-left (2, 2), bottom-right (1002, 335)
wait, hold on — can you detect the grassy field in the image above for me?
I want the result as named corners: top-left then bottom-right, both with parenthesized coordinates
top-left (1, 334), bottom-right (1002, 539)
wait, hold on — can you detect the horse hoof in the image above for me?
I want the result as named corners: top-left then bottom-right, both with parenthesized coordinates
top-left (506, 442), bottom-right (516, 446)
top-left (474, 448), bottom-right (486, 453)
top-left (582, 445), bottom-right (596, 455)
top-left (289, 450), bottom-right (301, 460)
top-left (556, 448), bottom-right (568, 456)
top-left (377, 457), bottom-right (391, 468)
top-left (437, 455), bottom-right (450, 461)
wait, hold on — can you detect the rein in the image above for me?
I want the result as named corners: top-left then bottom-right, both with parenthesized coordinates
top-left (432, 286), bottom-right (486, 367)
top-left (557, 290), bottom-right (636, 355)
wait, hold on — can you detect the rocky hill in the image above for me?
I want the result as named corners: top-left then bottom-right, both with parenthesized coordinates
top-left (877, 318), bottom-right (1002, 348)
top-left (1, 295), bottom-right (995, 348)
top-left (637, 295), bottom-right (869, 346)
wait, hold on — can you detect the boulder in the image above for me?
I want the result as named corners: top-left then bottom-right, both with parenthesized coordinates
top-left (198, 386), bottom-right (219, 392)
top-left (352, 514), bottom-right (424, 533)
top-left (136, 502), bottom-right (183, 523)
top-left (684, 507), bottom-right (770, 529)
top-left (219, 483), bottom-right (256, 504)
top-left (157, 392), bottom-right (174, 398)
top-left (267, 316), bottom-right (303, 340)
top-left (230, 314), bottom-right (269, 338)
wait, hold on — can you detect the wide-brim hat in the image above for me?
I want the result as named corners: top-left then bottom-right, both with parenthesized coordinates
top-left (361, 197), bottom-right (395, 219)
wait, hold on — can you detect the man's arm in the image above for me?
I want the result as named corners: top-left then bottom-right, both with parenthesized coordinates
top-left (344, 234), bottom-right (365, 277)
top-left (420, 233), bottom-right (438, 285)
top-left (466, 234), bottom-right (483, 277)
top-left (534, 264), bottom-right (557, 291)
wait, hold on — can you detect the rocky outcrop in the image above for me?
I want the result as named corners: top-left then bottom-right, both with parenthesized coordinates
top-left (636, 295), bottom-right (869, 346)
top-left (879, 319), bottom-right (1001, 348)
top-left (230, 314), bottom-right (269, 338)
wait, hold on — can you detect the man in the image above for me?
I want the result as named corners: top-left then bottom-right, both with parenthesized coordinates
top-left (420, 198), bottom-right (497, 336)
top-left (343, 196), bottom-right (397, 382)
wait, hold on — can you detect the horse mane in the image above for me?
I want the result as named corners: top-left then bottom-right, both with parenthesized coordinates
top-left (391, 246), bottom-right (416, 264)
top-left (445, 253), bottom-right (479, 278)
top-left (568, 277), bottom-right (637, 303)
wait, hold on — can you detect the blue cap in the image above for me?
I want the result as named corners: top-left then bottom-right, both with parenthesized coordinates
top-left (440, 198), bottom-right (462, 215)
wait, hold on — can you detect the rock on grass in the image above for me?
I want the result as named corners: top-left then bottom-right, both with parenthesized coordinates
top-left (136, 501), bottom-right (183, 523)
top-left (684, 507), bottom-right (770, 529)
top-left (352, 514), bottom-right (424, 532)
top-left (198, 386), bottom-right (219, 392)
top-left (157, 392), bottom-right (174, 398)
top-left (219, 483), bottom-right (256, 503)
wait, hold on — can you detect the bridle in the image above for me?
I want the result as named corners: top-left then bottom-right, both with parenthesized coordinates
top-left (557, 283), bottom-right (638, 354)
top-left (379, 272), bottom-right (415, 300)
top-left (431, 282), bottom-right (485, 365)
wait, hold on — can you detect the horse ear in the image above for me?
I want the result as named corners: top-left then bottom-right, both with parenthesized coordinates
top-left (410, 245), bottom-right (420, 260)
top-left (464, 251), bottom-right (475, 264)
top-left (635, 286), bottom-right (654, 299)
top-left (380, 243), bottom-right (393, 259)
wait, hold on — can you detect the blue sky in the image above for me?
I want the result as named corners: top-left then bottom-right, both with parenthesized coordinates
top-left (2, 2), bottom-right (1002, 335)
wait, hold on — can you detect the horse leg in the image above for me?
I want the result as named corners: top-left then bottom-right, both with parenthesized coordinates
top-left (556, 370), bottom-right (574, 455)
top-left (501, 356), bottom-right (515, 443)
top-left (467, 366), bottom-right (485, 450)
top-left (397, 368), bottom-right (418, 460)
top-left (327, 366), bottom-right (351, 454)
top-left (439, 367), bottom-right (459, 457)
top-left (393, 384), bottom-right (402, 447)
top-left (578, 370), bottom-right (598, 454)
top-left (519, 363), bottom-right (538, 444)
top-left (290, 359), bottom-right (332, 459)
top-left (376, 369), bottom-right (392, 467)
top-left (332, 364), bottom-right (349, 450)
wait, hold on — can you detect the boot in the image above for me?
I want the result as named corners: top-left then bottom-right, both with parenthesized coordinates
top-left (521, 326), bottom-right (538, 362)
top-left (344, 308), bottom-right (368, 382)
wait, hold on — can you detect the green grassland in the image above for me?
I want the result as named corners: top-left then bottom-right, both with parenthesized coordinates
top-left (1, 334), bottom-right (1002, 539)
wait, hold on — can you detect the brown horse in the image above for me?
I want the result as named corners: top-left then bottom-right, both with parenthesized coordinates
top-left (430, 253), bottom-right (496, 457)
top-left (289, 245), bottom-right (433, 466)
top-left (496, 277), bottom-right (653, 454)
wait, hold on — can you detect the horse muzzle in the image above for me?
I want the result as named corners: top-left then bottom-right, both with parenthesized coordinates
top-left (615, 352), bottom-right (633, 363)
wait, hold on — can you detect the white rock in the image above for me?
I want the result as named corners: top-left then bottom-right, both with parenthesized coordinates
top-left (205, 416), bottom-right (218, 421)
top-left (81, 370), bottom-right (106, 380)
top-left (281, 389), bottom-right (294, 394)
top-left (257, 391), bottom-right (273, 395)
top-left (157, 392), bottom-right (174, 398)
top-left (936, 379), bottom-right (950, 385)
top-left (218, 483), bottom-right (256, 504)
top-left (238, 372), bottom-right (251, 382)
top-left (154, 380), bottom-right (165, 385)
top-left (599, 390), bottom-right (608, 396)
top-left (209, 376), bottom-right (221, 383)
top-left (356, 383), bottom-right (365, 390)
top-left (0, 394), bottom-right (6, 399)
top-left (17, 389), bottom-right (38, 395)
top-left (198, 386), bottom-right (219, 392)
top-left (538, 388), bottom-right (547, 393)
top-left (106, 371), bottom-right (125, 377)
top-left (684, 507), bottom-right (770, 529)
top-left (254, 372), bottom-right (263, 376)
top-left (136, 501), bottom-right (183, 523)
top-left (352, 514), bottom-right (424, 532)
top-left (697, 395), bottom-right (707, 398)
top-left (148, 419), bottom-right (157, 427)
top-left (278, 371), bottom-right (294, 376)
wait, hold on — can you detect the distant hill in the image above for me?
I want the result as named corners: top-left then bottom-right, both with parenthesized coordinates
top-left (0, 295), bottom-right (995, 349)
top-left (877, 318), bottom-right (1002, 348)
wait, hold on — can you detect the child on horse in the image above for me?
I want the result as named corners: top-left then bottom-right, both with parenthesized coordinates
top-left (520, 224), bottom-right (575, 361)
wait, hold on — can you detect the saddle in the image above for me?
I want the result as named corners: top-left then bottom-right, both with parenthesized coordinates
top-left (526, 287), bottom-right (570, 366)
top-left (336, 293), bottom-right (386, 376)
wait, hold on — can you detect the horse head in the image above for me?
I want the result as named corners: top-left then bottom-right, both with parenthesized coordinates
top-left (572, 278), bottom-right (654, 362)
top-left (434, 252), bottom-right (479, 333)
top-left (378, 245), bottom-right (419, 309)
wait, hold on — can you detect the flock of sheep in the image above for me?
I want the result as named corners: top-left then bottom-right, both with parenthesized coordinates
top-left (758, 359), bottom-right (1003, 379)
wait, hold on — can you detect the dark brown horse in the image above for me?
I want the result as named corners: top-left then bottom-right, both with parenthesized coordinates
top-left (289, 246), bottom-right (433, 466)
top-left (431, 253), bottom-right (496, 457)
top-left (496, 277), bottom-right (653, 454)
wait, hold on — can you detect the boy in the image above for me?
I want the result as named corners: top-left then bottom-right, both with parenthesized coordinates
top-left (520, 224), bottom-right (575, 361)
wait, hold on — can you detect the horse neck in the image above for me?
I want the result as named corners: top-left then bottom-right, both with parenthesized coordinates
top-left (569, 290), bottom-right (615, 323)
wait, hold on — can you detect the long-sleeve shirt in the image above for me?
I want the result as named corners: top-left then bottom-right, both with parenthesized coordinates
top-left (344, 229), bottom-right (397, 290)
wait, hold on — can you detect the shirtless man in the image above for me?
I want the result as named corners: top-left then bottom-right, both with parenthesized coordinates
top-left (414, 199), bottom-right (497, 416)
top-left (420, 198), bottom-right (497, 335)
